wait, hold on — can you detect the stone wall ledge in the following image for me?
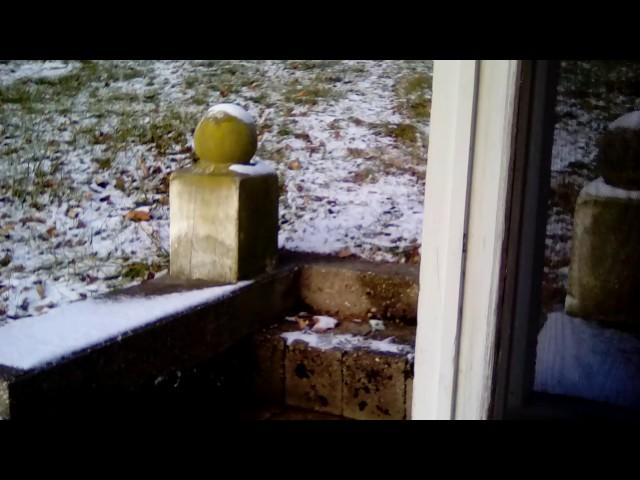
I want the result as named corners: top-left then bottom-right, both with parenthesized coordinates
top-left (0, 264), bottom-right (300, 419)
top-left (0, 251), bottom-right (419, 419)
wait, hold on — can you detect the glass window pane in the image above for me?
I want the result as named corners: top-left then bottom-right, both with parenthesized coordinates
top-left (535, 61), bottom-right (640, 409)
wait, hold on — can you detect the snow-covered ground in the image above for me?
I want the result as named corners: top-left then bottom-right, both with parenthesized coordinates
top-left (0, 60), bottom-right (431, 322)
top-left (5, 60), bottom-right (633, 324)
top-left (0, 61), bottom-right (81, 86)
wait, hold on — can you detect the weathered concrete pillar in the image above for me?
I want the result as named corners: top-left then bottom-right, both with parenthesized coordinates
top-left (565, 111), bottom-right (640, 324)
top-left (170, 104), bottom-right (278, 283)
top-left (565, 178), bottom-right (640, 323)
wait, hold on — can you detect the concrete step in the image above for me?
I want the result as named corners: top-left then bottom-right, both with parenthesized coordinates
top-left (253, 315), bottom-right (415, 420)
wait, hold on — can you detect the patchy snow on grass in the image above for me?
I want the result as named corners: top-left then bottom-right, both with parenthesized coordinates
top-left (0, 282), bottom-right (250, 370)
top-left (278, 169), bottom-right (423, 259)
top-left (259, 61), bottom-right (428, 262)
top-left (0, 61), bottom-right (80, 86)
top-left (0, 60), bottom-right (431, 323)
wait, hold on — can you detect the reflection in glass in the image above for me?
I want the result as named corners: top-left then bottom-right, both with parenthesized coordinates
top-left (535, 61), bottom-right (640, 409)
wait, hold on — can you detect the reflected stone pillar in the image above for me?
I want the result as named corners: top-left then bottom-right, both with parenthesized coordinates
top-left (565, 111), bottom-right (640, 323)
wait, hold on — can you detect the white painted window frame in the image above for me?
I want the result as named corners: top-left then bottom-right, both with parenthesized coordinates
top-left (412, 60), bottom-right (521, 420)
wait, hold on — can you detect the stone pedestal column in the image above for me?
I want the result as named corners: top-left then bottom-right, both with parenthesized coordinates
top-left (565, 111), bottom-right (640, 324)
top-left (565, 180), bottom-right (640, 323)
top-left (170, 104), bottom-right (278, 283)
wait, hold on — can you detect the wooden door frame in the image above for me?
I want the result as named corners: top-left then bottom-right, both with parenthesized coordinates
top-left (412, 60), bottom-right (524, 419)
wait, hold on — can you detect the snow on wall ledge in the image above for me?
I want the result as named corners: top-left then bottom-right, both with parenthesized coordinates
top-left (535, 311), bottom-right (640, 409)
top-left (229, 159), bottom-right (275, 176)
top-left (0, 281), bottom-right (251, 371)
top-left (581, 177), bottom-right (640, 201)
top-left (609, 110), bottom-right (640, 130)
top-left (281, 330), bottom-right (414, 358)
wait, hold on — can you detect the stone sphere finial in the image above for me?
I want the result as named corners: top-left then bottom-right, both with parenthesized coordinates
top-left (193, 104), bottom-right (257, 168)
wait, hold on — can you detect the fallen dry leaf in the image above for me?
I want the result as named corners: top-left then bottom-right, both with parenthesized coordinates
top-left (114, 177), bottom-right (126, 191)
top-left (35, 283), bottom-right (45, 299)
top-left (0, 224), bottom-right (15, 236)
top-left (139, 158), bottom-right (149, 179)
top-left (287, 160), bottom-right (302, 170)
top-left (403, 245), bottom-right (421, 264)
top-left (21, 215), bottom-right (46, 225)
top-left (293, 132), bottom-right (312, 143)
top-left (125, 210), bottom-right (151, 222)
top-left (66, 207), bottom-right (81, 219)
top-left (0, 254), bottom-right (11, 267)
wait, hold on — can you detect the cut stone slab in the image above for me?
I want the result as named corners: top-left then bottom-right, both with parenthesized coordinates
top-left (170, 168), bottom-right (278, 283)
top-left (259, 319), bottom-right (414, 420)
top-left (299, 261), bottom-right (419, 322)
top-left (285, 340), bottom-right (343, 416)
top-left (565, 178), bottom-right (640, 323)
top-left (343, 350), bottom-right (407, 420)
